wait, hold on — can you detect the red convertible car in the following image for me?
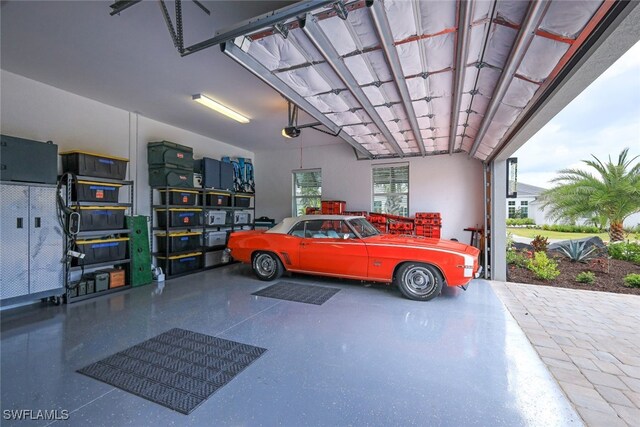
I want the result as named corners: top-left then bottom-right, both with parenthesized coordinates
top-left (226, 215), bottom-right (480, 301)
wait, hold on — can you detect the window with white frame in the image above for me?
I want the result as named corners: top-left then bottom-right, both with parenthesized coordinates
top-left (520, 201), bottom-right (529, 218)
top-left (293, 169), bottom-right (322, 216)
top-left (372, 164), bottom-right (409, 216)
top-left (508, 201), bottom-right (516, 218)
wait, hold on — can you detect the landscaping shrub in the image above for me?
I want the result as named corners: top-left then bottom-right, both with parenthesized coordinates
top-left (527, 252), bottom-right (560, 281)
top-left (540, 224), bottom-right (601, 233)
top-left (576, 271), bottom-right (595, 284)
top-left (558, 240), bottom-right (596, 263)
top-left (607, 242), bottom-right (640, 264)
top-left (623, 273), bottom-right (640, 288)
top-left (507, 218), bottom-right (536, 226)
top-left (531, 235), bottom-right (549, 253)
top-left (507, 249), bottom-right (530, 268)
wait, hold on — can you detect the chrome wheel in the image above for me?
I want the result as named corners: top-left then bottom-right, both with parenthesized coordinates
top-left (395, 263), bottom-right (443, 301)
top-left (252, 252), bottom-right (284, 281)
top-left (255, 253), bottom-right (276, 276)
top-left (403, 266), bottom-right (436, 296)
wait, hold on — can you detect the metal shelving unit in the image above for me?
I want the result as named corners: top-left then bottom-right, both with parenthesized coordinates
top-left (63, 175), bottom-right (134, 303)
top-left (151, 187), bottom-right (254, 279)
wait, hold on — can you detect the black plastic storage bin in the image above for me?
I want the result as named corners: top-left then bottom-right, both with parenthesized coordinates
top-left (74, 206), bottom-right (127, 231)
top-left (73, 180), bottom-right (121, 203)
top-left (149, 164), bottom-right (194, 188)
top-left (158, 252), bottom-right (202, 275)
top-left (61, 151), bottom-right (128, 180)
top-left (159, 189), bottom-right (198, 206)
top-left (205, 191), bottom-right (231, 207)
top-left (147, 141), bottom-right (194, 168)
top-left (73, 237), bottom-right (129, 266)
top-left (0, 134), bottom-right (58, 184)
top-left (234, 194), bottom-right (252, 208)
top-left (156, 232), bottom-right (202, 253)
top-left (156, 208), bottom-right (202, 228)
top-left (194, 157), bottom-right (221, 189)
top-left (220, 161), bottom-right (234, 191)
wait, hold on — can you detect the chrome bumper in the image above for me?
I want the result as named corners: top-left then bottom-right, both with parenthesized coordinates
top-left (474, 266), bottom-right (483, 279)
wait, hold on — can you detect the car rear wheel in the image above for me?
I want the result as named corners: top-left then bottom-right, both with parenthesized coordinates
top-left (252, 252), bottom-right (284, 281)
top-left (395, 263), bottom-right (443, 301)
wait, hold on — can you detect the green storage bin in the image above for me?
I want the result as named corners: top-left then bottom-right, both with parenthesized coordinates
top-left (149, 164), bottom-right (194, 188)
top-left (148, 141), bottom-right (194, 168)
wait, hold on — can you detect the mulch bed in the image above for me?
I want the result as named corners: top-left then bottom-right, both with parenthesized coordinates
top-left (507, 252), bottom-right (640, 295)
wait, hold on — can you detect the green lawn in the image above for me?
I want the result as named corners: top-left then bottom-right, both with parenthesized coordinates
top-left (507, 227), bottom-right (611, 242)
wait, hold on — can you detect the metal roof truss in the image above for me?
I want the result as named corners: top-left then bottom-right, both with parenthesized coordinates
top-left (221, 0), bottom-right (613, 161)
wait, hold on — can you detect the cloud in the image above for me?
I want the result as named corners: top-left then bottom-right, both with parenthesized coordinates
top-left (514, 41), bottom-right (640, 188)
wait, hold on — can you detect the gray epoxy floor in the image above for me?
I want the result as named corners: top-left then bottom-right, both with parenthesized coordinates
top-left (1, 264), bottom-right (582, 426)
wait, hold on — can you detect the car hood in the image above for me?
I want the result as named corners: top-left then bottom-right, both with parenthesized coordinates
top-left (364, 234), bottom-right (480, 255)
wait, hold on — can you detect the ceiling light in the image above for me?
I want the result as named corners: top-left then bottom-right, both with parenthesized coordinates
top-left (192, 94), bottom-right (249, 123)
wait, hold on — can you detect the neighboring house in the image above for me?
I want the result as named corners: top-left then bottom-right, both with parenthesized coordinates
top-left (506, 183), bottom-right (546, 223)
top-left (506, 182), bottom-right (640, 228)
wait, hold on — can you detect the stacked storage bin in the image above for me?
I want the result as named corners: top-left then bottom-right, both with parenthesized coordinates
top-left (59, 151), bottom-right (132, 301)
top-left (388, 219), bottom-right (414, 235)
top-left (321, 200), bottom-right (346, 214)
top-left (148, 141), bottom-right (195, 188)
top-left (148, 141), bottom-right (203, 276)
top-left (415, 213), bottom-right (442, 238)
top-left (203, 190), bottom-right (232, 267)
top-left (344, 211), bottom-right (368, 217)
top-left (367, 213), bottom-right (388, 233)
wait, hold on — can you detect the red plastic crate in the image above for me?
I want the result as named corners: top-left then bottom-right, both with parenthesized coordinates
top-left (321, 200), bottom-right (346, 214)
top-left (305, 207), bottom-right (321, 215)
top-left (344, 211), bottom-right (368, 217)
top-left (415, 212), bottom-right (441, 219)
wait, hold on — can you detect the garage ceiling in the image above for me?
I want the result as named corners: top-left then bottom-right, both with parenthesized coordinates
top-left (222, 0), bottom-right (615, 160)
top-left (0, 1), bottom-right (623, 160)
top-left (0, 1), bottom-right (333, 151)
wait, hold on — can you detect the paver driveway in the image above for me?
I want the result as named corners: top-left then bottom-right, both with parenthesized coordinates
top-left (492, 282), bottom-right (640, 427)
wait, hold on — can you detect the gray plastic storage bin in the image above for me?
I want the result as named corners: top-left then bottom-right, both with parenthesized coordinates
top-left (204, 231), bottom-right (228, 248)
top-left (205, 210), bottom-right (228, 226)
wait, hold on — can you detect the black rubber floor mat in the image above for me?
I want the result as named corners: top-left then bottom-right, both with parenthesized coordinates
top-left (77, 328), bottom-right (267, 414)
top-left (252, 282), bottom-right (340, 305)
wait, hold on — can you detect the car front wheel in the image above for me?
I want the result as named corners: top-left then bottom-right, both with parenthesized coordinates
top-left (252, 252), bottom-right (284, 281)
top-left (395, 263), bottom-right (443, 301)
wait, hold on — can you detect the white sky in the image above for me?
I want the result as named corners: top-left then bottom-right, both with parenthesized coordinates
top-left (514, 40), bottom-right (640, 189)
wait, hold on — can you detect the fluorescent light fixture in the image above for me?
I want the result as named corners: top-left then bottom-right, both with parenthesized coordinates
top-left (192, 94), bottom-right (249, 123)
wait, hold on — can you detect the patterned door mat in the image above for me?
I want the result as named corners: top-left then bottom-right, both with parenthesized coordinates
top-left (252, 282), bottom-right (340, 305)
top-left (77, 328), bottom-right (267, 414)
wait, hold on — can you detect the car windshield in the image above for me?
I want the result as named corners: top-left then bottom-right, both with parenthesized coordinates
top-left (348, 218), bottom-right (380, 238)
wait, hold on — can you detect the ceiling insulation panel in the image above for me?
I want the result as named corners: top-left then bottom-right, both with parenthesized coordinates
top-left (224, 0), bottom-right (609, 160)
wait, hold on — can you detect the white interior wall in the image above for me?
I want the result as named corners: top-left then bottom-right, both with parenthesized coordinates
top-left (0, 70), bottom-right (253, 216)
top-left (255, 143), bottom-right (484, 242)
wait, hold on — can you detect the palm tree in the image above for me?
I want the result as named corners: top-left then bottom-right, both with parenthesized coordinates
top-left (540, 148), bottom-right (640, 242)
